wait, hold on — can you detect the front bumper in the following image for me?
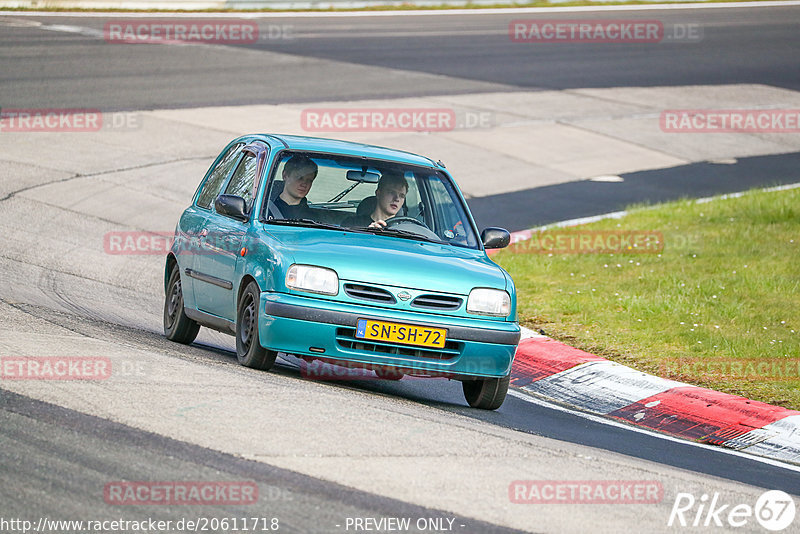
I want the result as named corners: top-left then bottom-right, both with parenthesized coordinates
top-left (259, 292), bottom-right (520, 379)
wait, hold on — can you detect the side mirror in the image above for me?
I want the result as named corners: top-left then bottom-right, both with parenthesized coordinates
top-left (481, 227), bottom-right (511, 249)
top-left (215, 195), bottom-right (249, 222)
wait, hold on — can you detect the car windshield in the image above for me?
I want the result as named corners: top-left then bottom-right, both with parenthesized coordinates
top-left (262, 152), bottom-right (480, 249)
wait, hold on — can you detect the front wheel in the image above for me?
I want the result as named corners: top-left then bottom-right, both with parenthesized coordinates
top-left (164, 265), bottom-right (200, 345)
top-left (462, 374), bottom-right (510, 410)
top-left (236, 281), bottom-right (277, 371)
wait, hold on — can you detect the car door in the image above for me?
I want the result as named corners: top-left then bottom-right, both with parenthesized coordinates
top-left (192, 144), bottom-right (267, 320)
top-left (178, 141), bottom-right (245, 309)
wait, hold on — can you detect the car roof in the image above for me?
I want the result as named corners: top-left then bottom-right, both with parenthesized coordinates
top-left (246, 134), bottom-right (441, 169)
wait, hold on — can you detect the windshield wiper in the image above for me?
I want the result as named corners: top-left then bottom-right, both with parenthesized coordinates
top-left (328, 182), bottom-right (361, 203)
top-left (267, 218), bottom-right (343, 230)
top-left (359, 226), bottom-right (441, 244)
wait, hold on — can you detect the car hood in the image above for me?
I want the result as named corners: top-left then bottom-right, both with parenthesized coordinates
top-left (264, 226), bottom-right (507, 295)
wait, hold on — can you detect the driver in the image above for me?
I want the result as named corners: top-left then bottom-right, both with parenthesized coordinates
top-left (343, 172), bottom-right (408, 229)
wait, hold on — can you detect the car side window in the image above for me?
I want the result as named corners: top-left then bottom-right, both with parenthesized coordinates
top-left (427, 174), bottom-right (478, 248)
top-left (224, 152), bottom-right (258, 213)
top-left (196, 143), bottom-right (244, 209)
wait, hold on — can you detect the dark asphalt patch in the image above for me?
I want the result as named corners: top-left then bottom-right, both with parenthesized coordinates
top-left (468, 151), bottom-right (800, 231)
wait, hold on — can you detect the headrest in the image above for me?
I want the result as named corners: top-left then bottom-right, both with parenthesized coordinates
top-left (356, 196), bottom-right (377, 217)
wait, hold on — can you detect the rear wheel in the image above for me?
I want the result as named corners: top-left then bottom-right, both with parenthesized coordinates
top-left (462, 374), bottom-right (510, 410)
top-left (236, 281), bottom-right (277, 371)
top-left (164, 265), bottom-right (200, 344)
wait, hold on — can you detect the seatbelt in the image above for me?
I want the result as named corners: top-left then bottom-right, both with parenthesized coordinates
top-left (267, 201), bottom-right (285, 220)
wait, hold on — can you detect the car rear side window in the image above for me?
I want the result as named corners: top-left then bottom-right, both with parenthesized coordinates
top-left (224, 152), bottom-right (258, 213)
top-left (197, 143), bottom-right (244, 209)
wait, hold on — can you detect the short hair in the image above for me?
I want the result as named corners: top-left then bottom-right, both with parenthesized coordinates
top-left (377, 171), bottom-right (408, 193)
top-left (283, 154), bottom-right (318, 179)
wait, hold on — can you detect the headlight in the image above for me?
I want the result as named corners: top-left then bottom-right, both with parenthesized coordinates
top-left (467, 288), bottom-right (511, 317)
top-left (286, 264), bottom-right (339, 295)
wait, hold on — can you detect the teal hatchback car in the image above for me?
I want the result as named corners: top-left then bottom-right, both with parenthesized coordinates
top-left (164, 134), bottom-right (520, 409)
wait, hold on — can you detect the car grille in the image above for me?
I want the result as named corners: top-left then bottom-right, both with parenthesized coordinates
top-left (411, 294), bottom-right (462, 311)
top-left (335, 328), bottom-right (462, 360)
top-left (343, 283), bottom-right (396, 304)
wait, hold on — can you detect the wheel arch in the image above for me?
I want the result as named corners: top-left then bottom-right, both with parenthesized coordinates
top-left (165, 253), bottom-right (179, 292)
top-left (237, 274), bottom-right (260, 308)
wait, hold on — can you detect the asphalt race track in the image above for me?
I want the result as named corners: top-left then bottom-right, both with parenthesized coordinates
top-left (2, 6), bottom-right (800, 109)
top-left (1, 4), bottom-right (799, 533)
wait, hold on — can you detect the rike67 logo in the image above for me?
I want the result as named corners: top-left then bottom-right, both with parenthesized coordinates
top-left (668, 490), bottom-right (796, 531)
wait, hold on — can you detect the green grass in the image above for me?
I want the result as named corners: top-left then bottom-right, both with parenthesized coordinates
top-left (494, 186), bottom-right (800, 409)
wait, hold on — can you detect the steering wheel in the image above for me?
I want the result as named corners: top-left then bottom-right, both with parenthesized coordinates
top-left (385, 216), bottom-right (430, 230)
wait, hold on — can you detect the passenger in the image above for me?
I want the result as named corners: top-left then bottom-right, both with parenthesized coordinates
top-left (268, 154), bottom-right (318, 220)
top-left (343, 172), bottom-right (408, 229)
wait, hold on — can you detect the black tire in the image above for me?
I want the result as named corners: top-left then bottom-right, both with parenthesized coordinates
top-left (164, 265), bottom-right (200, 344)
top-left (462, 374), bottom-right (510, 410)
top-left (236, 281), bottom-right (277, 371)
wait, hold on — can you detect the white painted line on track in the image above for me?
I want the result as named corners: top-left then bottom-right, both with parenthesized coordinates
top-left (38, 23), bottom-right (106, 38)
top-left (507, 388), bottom-right (800, 473)
top-left (522, 181), bottom-right (800, 234)
top-left (694, 181), bottom-right (800, 203)
top-left (2, 1), bottom-right (800, 17)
